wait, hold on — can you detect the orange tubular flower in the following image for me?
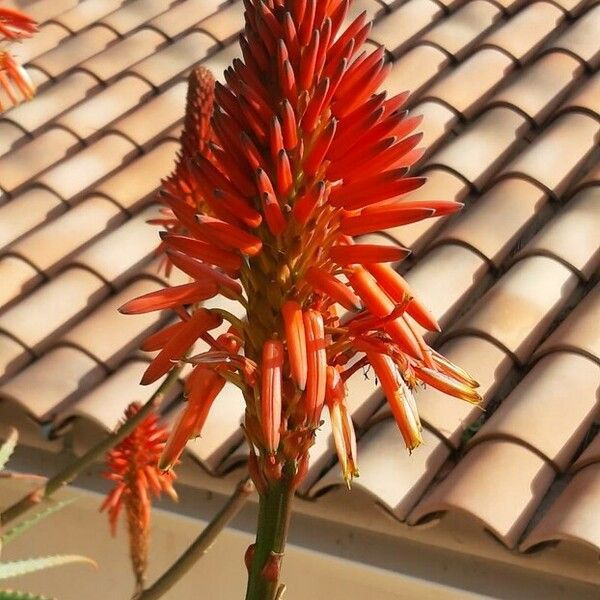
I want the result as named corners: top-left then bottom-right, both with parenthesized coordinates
top-left (0, 7), bottom-right (37, 112)
top-left (121, 0), bottom-right (480, 513)
top-left (101, 403), bottom-right (177, 591)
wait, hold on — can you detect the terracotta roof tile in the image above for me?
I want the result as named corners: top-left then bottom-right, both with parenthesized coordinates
top-left (0, 256), bottom-right (41, 311)
top-left (56, 76), bottom-right (153, 141)
top-left (409, 440), bottom-right (556, 547)
top-left (490, 53), bottom-right (583, 126)
top-left (426, 107), bottom-right (530, 190)
top-left (109, 83), bottom-right (187, 147)
top-left (571, 433), bottom-right (600, 473)
top-left (434, 178), bottom-right (549, 266)
top-left (534, 284), bottom-right (600, 364)
top-left (94, 141), bottom-right (178, 211)
top-left (79, 29), bottom-right (167, 84)
top-left (0, 122), bottom-right (25, 157)
top-left (521, 464), bottom-right (600, 552)
top-left (447, 256), bottom-right (579, 364)
top-left (411, 101), bottom-right (460, 153)
top-left (0, 347), bottom-right (105, 421)
top-left (497, 113), bottom-right (599, 197)
top-left (0, 334), bottom-right (30, 384)
top-left (12, 23), bottom-right (71, 64)
top-left (1, 0), bottom-right (599, 574)
top-left (0, 128), bottom-right (80, 194)
top-left (310, 422), bottom-right (450, 520)
top-left (423, 48), bottom-right (515, 118)
top-left (517, 187), bottom-right (600, 280)
top-left (386, 45), bottom-right (450, 99)
top-left (69, 206), bottom-right (161, 287)
top-left (100, 0), bottom-right (175, 36)
top-left (59, 279), bottom-right (166, 369)
top-left (30, 25), bottom-right (118, 79)
top-left (27, 0), bottom-right (79, 24)
top-left (470, 352), bottom-right (599, 471)
top-left (480, 1), bottom-right (565, 63)
top-left (199, 1), bottom-right (246, 43)
top-left (37, 134), bottom-right (137, 202)
top-left (558, 71), bottom-right (600, 119)
top-left (1, 71), bottom-right (99, 133)
top-left (6, 196), bottom-right (124, 276)
top-left (544, 4), bottom-right (600, 69)
top-left (404, 243), bottom-right (489, 325)
top-left (370, 0), bottom-right (444, 56)
top-left (129, 31), bottom-right (217, 89)
top-left (373, 333), bottom-right (515, 449)
top-left (52, 360), bottom-right (172, 434)
top-left (51, 0), bottom-right (129, 33)
top-left (547, 0), bottom-right (589, 16)
top-left (0, 267), bottom-right (109, 354)
top-left (421, 0), bottom-right (502, 59)
top-left (0, 188), bottom-right (64, 249)
top-left (149, 0), bottom-right (225, 40)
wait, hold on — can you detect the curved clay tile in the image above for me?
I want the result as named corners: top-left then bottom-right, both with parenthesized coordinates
top-left (404, 244), bottom-right (488, 325)
top-left (447, 255), bottom-right (579, 364)
top-left (497, 113), bottom-right (599, 198)
top-left (309, 419), bottom-right (451, 521)
top-left (412, 335), bottom-right (513, 448)
top-left (480, 2), bottom-right (565, 63)
top-left (517, 188), bottom-right (600, 280)
top-left (434, 178), bottom-right (548, 267)
top-left (426, 107), bottom-right (530, 190)
top-left (51, 359), bottom-right (162, 434)
top-left (422, 0), bottom-right (501, 60)
top-left (521, 464), bottom-right (600, 552)
top-left (570, 434), bottom-right (600, 473)
top-left (0, 346), bottom-right (105, 422)
top-left (534, 284), bottom-right (600, 364)
top-left (489, 53), bottom-right (583, 126)
top-left (409, 440), bottom-right (556, 548)
top-left (469, 352), bottom-right (600, 471)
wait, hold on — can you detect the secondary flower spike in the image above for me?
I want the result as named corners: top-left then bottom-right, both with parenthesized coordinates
top-left (121, 0), bottom-right (480, 525)
top-left (100, 403), bottom-right (178, 593)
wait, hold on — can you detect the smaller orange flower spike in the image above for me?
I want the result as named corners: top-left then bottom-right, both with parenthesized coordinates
top-left (101, 403), bottom-right (177, 590)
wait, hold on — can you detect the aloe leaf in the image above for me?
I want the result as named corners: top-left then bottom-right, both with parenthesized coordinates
top-left (0, 590), bottom-right (56, 600)
top-left (0, 430), bottom-right (18, 472)
top-left (0, 555), bottom-right (96, 580)
top-left (1, 499), bottom-right (76, 546)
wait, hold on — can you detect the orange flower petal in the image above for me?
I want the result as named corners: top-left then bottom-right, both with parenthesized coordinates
top-left (119, 281), bottom-right (218, 315)
top-left (261, 340), bottom-right (284, 453)
top-left (282, 300), bottom-right (308, 391)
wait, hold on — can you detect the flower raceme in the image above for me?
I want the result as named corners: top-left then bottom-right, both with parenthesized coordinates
top-left (0, 6), bottom-right (37, 111)
top-left (120, 0), bottom-right (480, 488)
top-left (101, 403), bottom-right (178, 590)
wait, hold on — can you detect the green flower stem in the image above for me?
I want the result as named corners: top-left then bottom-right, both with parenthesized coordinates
top-left (0, 366), bottom-right (183, 528)
top-left (245, 464), bottom-right (295, 600)
top-left (137, 476), bottom-right (255, 600)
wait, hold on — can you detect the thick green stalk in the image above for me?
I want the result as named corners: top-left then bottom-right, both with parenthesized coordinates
top-left (0, 366), bottom-right (183, 527)
top-left (138, 476), bottom-right (254, 600)
top-left (245, 465), bottom-right (295, 600)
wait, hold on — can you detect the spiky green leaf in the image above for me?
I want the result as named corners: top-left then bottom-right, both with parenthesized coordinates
top-left (0, 590), bottom-right (56, 600)
top-left (0, 430), bottom-right (18, 472)
top-left (1, 499), bottom-right (76, 546)
top-left (0, 555), bottom-right (96, 580)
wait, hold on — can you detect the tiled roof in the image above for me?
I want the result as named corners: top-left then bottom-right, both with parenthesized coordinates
top-left (1, 0), bottom-right (599, 583)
